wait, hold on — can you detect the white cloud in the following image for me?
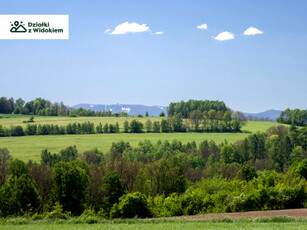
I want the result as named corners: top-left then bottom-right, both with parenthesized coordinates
top-left (107, 22), bottom-right (150, 35)
top-left (154, 31), bottom-right (163, 35)
top-left (104, 29), bottom-right (110, 34)
top-left (214, 31), bottom-right (235, 41)
top-left (197, 24), bottom-right (208, 30)
top-left (244, 27), bottom-right (263, 36)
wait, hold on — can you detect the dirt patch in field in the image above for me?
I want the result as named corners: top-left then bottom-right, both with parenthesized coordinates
top-left (167, 209), bottom-right (307, 220)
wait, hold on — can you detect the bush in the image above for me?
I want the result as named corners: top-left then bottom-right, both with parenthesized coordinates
top-left (111, 192), bottom-right (151, 218)
top-left (46, 202), bottom-right (70, 219)
top-left (10, 125), bottom-right (24, 136)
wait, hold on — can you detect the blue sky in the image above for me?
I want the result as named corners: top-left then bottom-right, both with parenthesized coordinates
top-left (1, 0), bottom-right (307, 112)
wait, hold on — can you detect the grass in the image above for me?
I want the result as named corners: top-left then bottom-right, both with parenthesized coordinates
top-left (1, 217), bottom-right (306, 230)
top-left (0, 114), bottom-right (278, 132)
top-left (0, 114), bottom-right (284, 162)
top-left (0, 132), bottom-right (251, 162)
top-left (0, 114), bottom-right (163, 129)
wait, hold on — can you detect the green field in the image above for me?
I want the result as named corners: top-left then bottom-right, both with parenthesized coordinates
top-left (1, 220), bottom-right (306, 230)
top-left (0, 114), bottom-right (163, 130)
top-left (0, 116), bottom-right (282, 162)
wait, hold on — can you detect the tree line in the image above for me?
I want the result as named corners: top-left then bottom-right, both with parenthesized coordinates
top-left (277, 108), bottom-right (307, 126)
top-left (0, 113), bottom-right (247, 137)
top-left (0, 125), bottom-right (306, 219)
top-left (0, 97), bottom-right (128, 117)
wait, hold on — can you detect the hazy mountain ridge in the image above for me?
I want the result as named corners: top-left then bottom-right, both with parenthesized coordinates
top-left (244, 109), bottom-right (281, 121)
top-left (73, 104), bottom-right (168, 116)
top-left (73, 104), bottom-right (281, 120)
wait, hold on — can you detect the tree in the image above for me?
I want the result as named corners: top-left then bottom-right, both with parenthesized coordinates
top-left (123, 121), bottom-right (129, 133)
top-left (103, 123), bottom-right (109, 133)
top-left (207, 109), bottom-right (216, 131)
top-left (129, 120), bottom-right (144, 133)
top-left (290, 146), bottom-right (305, 164)
top-left (101, 171), bottom-right (124, 212)
top-left (170, 114), bottom-right (184, 132)
top-left (189, 110), bottom-right (203, 131)
top-left (10, 125), bottom-right (24, 136)
top-left (238, 165), bottom-right (257, 181)
top-left (78, 150), bottom-right (102, 165)
top-left (159, 111), bottom-right (165, 117)
top-left (0, 148), bottom-right (12, 187)
top-left (160, 119), bottom-right (171, 132)
top-left (8, 159), bottom-right (29, 178)
top-left (0, 159), bottom-right (41, 216)
top-left (0, 174), bottom-right (41, 216)
top-left (41, 149), bottom-right (61, 167)
top-left (60, 146), bottom-right (78, 162)
top-left (145, 119), bottom-right (152, 132)
top-left (53, 161), bottom-right (89, 214)
top-left (153, 121), bottom-right (160, 133)
top-left (293, 159), bottom-right (307, 179)
top-left (220, 144), bottom-right (241, 164)
top-left (145, 111), bottom-right (149, 117)
top-left (96, 123), bottom-right (103, 133)
top-left (30, 163), bottom-right (54, 204)
top-left (231, 111), bottom-right (247, 131)
top-left (223, 111), bottom-right (232, 131)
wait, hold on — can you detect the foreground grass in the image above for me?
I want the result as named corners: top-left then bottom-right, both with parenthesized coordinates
top-left (0, 121), bottom-right (283, 162)
top-left (1, 217), bottom-right (307, 230)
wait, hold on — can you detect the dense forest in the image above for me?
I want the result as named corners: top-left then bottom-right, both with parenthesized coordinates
top-left (277, 108), bottom-right (307, 126)
top-left (0, 97), bottom-right (128, 117)
top-left (168, 100), bottom-right (228, 118)
top-left (0, 125), bottom-right (306, 219)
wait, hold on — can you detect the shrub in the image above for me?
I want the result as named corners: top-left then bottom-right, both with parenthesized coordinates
top-left (46, 202), bottom-right (70, 219)
top-left (111, 192), bottom-right (151, 218)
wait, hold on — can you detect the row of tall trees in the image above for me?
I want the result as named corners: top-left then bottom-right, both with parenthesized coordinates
top-left (277, 108), bottom-right (307, 126)
top-left (0, 114), bottom-right (247, 138)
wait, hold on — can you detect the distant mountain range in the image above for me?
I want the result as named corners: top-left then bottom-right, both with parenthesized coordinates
top-left (72, 104), bottom-right (168, 117)
top-left (243, 109), bottom-right (281, 121)
top-left (73, 104), bottom-right (281, 120)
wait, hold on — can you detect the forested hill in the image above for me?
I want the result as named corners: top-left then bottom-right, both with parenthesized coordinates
top-left (73, 104), bottom-right (168, 116)
top-left (244, 109), bottom-right (282, 121)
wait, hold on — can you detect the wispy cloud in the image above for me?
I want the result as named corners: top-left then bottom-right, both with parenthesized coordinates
top-left (107, 22), bottom-right (150, 35)
top-left (214, 31), bottom-right (235, 41)
top-left (244, 27), bottom-right (263, 36)
top-left (154, 31), bottom-right (163, 35)
top-left (197, 23), bottom-right (208, 30)
top-left (104, 29), bottom-right (110, 34)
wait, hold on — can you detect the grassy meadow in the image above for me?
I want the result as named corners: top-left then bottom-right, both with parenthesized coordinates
top-left (0, 114), bottom-right (283, 162)
top-left (0, 114), bottom-right (163, 129)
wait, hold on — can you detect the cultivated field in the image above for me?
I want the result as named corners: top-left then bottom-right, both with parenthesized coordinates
top-left (0, 114), bottom-right (283, 162)
top-left (2, 222), bottom-right (307, 230)
top-left (1, 215), bottom-right (307, 230)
